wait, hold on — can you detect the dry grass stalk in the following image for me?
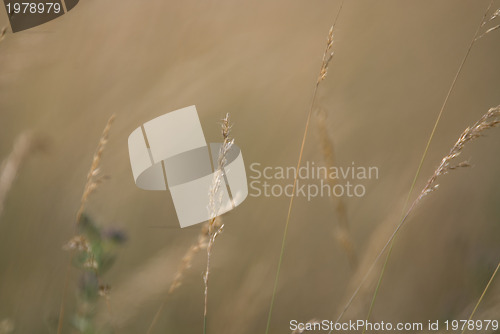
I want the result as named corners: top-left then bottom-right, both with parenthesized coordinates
top-left (170, 223), bottom-right (209, 294)
top-left (475, 3), bottom-right (499, 40)
top-left (0, 132), bottom-right (46, 219)
top-left (315, 108), bottom-right (357, 268)
top-left (359, 2), bottom-right (498, 329)
top-left (461, 261), bottom-right (500, 334)
top-left (334, 105), bottom-right (500, 326)
top-left (490, 7), bottom-right (500, 21)
top-left (416, 105), bottom-right (500, 203)
top-left (76, 114), bottom-right (116, 223)
top-left (146, 220), bottom-right (212, 334)
top-left (0, 27), bottom-right (6, 43)
top-left (57, 114), bottom-right (116, 334)
top-left (203, 113), bottom-right (232, 333)
top-left (482, 24), bottom-right (500, 36)
top-left (318, 26), bottom-right (335, 84)
top-left (146, 116), bottom-right (231, 334)
top-left (266, 3), bottom-right (344, 332)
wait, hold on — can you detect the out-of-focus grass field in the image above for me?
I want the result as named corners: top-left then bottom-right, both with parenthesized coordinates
top-left (0, 0), bottom-right (500, 333)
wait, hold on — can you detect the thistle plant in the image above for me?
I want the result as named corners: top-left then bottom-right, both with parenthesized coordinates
top-left (64, 214), bottom-right (127, 334)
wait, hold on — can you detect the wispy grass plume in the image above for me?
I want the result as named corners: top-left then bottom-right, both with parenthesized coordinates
top-left (332, 104), bottom-right (500, 331)
top-left (361, 1), bottom-right (498, 329)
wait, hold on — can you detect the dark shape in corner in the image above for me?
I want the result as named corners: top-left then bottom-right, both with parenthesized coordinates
top-left (2, 0), bottom-right (79, 33)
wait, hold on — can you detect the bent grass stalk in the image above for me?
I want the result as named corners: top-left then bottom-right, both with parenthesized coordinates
top-left (362, 1), bottom-right (497, 330)
top-left (265, 2), bottom-right (344, 333)
top-left (331, 104), bottom-right (500, 332)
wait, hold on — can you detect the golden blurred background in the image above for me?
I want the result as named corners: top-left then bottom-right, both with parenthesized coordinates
top-left (0, 0), bottom-right (499, 333)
